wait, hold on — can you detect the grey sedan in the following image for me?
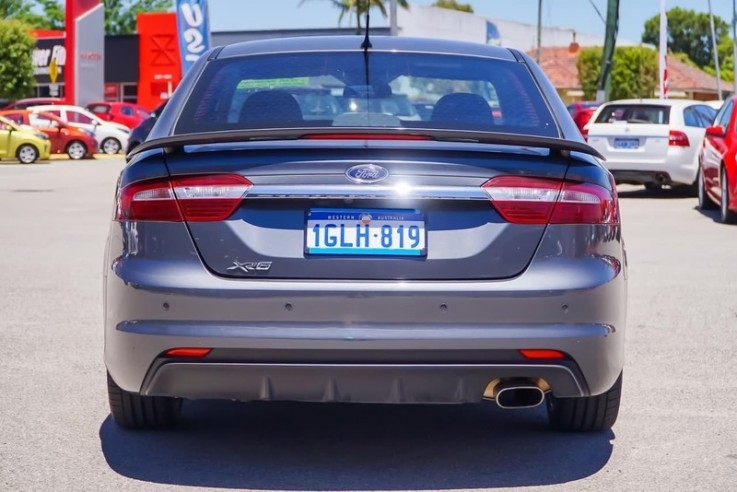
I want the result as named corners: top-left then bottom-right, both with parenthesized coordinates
top-left (105, 35), bottom-right (626, 432)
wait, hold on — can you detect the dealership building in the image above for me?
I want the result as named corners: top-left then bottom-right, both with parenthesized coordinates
top-left (31, 4), bottom-right (643, 109)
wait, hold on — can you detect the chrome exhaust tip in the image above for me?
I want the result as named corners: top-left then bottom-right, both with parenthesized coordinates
top-left (490, 380), bottom-right (546, 409)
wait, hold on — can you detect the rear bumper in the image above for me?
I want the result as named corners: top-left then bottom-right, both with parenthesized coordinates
top-left (610, 170), bottom-right (672, 185)
top-left (143, 362), bottom-right (584, 403)
top-left (104, 222), bottom-right (627, 401)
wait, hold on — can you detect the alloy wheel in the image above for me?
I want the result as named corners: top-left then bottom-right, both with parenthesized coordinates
top-left (17, 145), bottom-right (38, 164)
top-left (67, 141), bottom-right (86, 160)
top-left (102, 138), bottom-right (121, 155)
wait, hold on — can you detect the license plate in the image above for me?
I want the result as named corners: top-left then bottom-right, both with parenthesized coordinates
top-left (306, 208), bottom-right (426, 256)
top-left (613, 138), bottom-right (640, 149)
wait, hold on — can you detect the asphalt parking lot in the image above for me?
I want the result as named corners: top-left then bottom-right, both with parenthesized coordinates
top-left (1, 158), bottom-right (736, 491)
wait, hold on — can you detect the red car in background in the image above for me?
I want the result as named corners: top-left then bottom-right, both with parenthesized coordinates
top-left (567, 101), bottom-right (600, 135)
top-left (2, 98), bottom-right (64, 110)
top-left (699, 96), bottom-right (737, 223)
top-left (0, 110), bottom-right (98, 160)
top-left (85, 102), bottom-right (149, 129)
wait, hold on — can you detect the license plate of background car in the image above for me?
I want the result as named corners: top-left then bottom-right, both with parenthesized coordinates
top-left (613, 137), bottom-right (640, 149)
top-left (305, 208), bottom-right (427, 256)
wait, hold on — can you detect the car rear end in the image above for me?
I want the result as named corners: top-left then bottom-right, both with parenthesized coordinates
top-left (104, 37), bottom-right (626, 431)
top-left (586, 101), bottom-right (697, 186)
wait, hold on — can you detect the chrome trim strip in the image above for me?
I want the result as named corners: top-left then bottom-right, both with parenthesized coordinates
top-left (246, 184), bottom-right (489, 200)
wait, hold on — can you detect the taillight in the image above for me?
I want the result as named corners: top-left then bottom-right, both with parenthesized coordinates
top-left (668, 130), bottom-right (690, 147)
top-left (116, 174), bottom-right (252, 222)
top-left (482, 176), bottom-right (619, 225)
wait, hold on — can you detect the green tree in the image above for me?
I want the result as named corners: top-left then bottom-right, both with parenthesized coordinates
top-left (23, 0), bottom-right (171, 34)
top-left (642, 7), bottom-right (729, 69)
top-left (301, 0), bottom-right (409, 34)
top-left (432, 0), bottom-right (473, 13)
top-left (103, 0), bottom-right (171, 35)
top-left (577, 46), bottom-right (658, 100)
top-left (0, 19), bottom-right (36, 99)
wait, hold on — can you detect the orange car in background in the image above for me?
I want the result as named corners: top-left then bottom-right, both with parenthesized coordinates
top-left (0, 110), bottom-right (98, 160)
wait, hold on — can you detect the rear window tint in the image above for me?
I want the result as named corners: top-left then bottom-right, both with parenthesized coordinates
top-left (175, 52), bottom-right (558, 137)
top-left (595, 104), bottom-right (670, 125)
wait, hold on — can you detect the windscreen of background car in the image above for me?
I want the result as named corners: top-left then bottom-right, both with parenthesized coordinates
top-left (174, 52), bottom-right (559, 137)
top-left (595, 105), bottom-right (671, 125)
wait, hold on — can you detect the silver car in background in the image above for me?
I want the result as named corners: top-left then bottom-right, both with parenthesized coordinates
top-left (105, 36), bottom-right (626, 432)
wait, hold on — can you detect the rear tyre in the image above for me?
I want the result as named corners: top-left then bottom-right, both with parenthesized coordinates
top-left (101, 137), bottom-right (121, 155)
top-left (66, 140), bottom-right (87, 160)
top-left (720, 168), bottom-right (737, 224)
top-left (17, 144), bottom-right (39, 164)
top-left (698, 167), bottom-right (717, 210)
top-left (546, 372), bottom-right (622, 432)
top-left (107, 372), bottom-right (181, 429)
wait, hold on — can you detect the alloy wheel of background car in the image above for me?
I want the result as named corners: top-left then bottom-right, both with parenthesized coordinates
top-left (101, 138), bottom-right (121, 155)
top-left (720, 169), bottom-right (737, 224)
top-left (66, 141), bottom-right (87, 160)
top-left (16, 144), bottom-right (38, 164)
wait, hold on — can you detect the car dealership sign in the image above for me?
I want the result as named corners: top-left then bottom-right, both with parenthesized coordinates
top-left (176, 0), bottom-right (211, 73)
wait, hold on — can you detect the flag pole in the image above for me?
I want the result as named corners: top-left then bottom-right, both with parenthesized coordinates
top-left (732, 0), bottom-right (737, 96)
top-left (708, 0), bottom-right (722, 100)
top-left (659, 0), bottom-right (667, 99)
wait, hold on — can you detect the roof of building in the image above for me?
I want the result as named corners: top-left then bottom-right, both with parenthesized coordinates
top-left (531, 46), bottom-right (731, 94)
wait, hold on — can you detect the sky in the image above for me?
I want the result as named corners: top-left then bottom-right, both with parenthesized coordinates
top-left (209, 0), bottom-right (735, 44)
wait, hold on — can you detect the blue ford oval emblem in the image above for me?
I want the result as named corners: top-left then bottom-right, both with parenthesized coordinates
top-left (345, 164), bottom-right (390, 184)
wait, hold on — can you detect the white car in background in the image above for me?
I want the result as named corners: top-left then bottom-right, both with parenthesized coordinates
top-left (28, 104), bottom-right (130, 154)
top-left (584, 99), bottom-right (717, 190)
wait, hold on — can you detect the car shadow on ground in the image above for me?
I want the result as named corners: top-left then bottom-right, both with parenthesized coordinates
top-left (100, 400), bottom-right (614, 490)
top-left (693, 206), bottom-right (730, 224)
top-left (616, 186), bottom-right (695, 200)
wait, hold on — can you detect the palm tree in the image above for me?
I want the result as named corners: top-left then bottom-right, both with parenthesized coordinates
top-left (301, 0), bottom-right (409, 35)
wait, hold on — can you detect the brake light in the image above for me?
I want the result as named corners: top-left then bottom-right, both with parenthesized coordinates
top-left (668, 130), bottom-right (690, 147)
top-left (482, 176), bottom-right (619, 225)
top-left (116, 174), bottom-right (252, 222)
top-left (302, 133), bottom-right (432, 141)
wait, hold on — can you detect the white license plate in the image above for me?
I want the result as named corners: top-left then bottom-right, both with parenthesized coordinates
top-left (306, 208), bottom-right (426, 256)
top-left (613, 138), bottom-right (640, 149)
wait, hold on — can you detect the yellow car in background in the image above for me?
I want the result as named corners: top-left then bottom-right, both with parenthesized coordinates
top-left (0, 115), bottom-right (51, 164)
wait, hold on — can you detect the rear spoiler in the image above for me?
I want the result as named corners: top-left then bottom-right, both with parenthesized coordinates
top-left (128, 127), bottom-right (605, 160)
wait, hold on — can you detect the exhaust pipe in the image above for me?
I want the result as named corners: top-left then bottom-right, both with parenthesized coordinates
top-left (489, 379), bottom-right (546, 409)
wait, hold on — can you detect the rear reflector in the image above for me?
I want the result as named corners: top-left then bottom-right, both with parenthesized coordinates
top-left (116, 174), bottom-right (252, 222)
top-left (668, 130), bottom-right (689, 147)
top-left (520, 349), bottom-right (566, 359)
top-left (165, 348), bottom-right (212, 358)
top-left (482, 176), bottom-right (619, 225)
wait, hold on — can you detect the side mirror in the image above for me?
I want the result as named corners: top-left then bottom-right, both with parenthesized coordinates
top-left (705, 125), bottom-right (726, 137)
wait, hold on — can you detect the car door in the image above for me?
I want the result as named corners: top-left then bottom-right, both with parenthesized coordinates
top-left (0, 120), bottom-right (11, 158)
top-left (29, 112), bottom-right (63, 153)
top-left (703, 99), bottom-right (734, 198)
top-left (681, 105), bottom-right (715, 181)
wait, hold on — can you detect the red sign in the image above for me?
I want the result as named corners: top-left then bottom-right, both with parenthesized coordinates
top-left (137, 13), bottom-right (182, 110)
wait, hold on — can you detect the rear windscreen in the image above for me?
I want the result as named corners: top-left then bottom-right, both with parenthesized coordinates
top-left (595, 104), bottom-right (671, 125)
top-left (174, 51), bottom-right (559, 137)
